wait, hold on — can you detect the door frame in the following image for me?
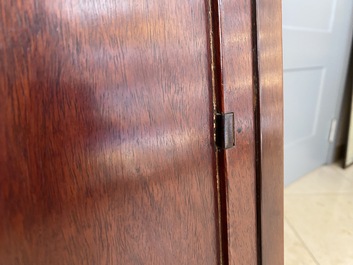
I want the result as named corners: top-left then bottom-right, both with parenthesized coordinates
top-left (255, 0), bottom-right (284, 264)
top-left (211, 0), bottom-right (284, 262)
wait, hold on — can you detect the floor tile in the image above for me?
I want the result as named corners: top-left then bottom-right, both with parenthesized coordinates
top-left (285, 194), bottom-right (353, 265)
top-left (284, 219), bottom-right (318, 265)
top-left (285, 165), bottom-right (353, 194)
top-left (330, 163), bottom-right (353, 183)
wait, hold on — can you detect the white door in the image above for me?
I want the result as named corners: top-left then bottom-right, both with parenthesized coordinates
top-left (283, 0), bottom-right (353, 184)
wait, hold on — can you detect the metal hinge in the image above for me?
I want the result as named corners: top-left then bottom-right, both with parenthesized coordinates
top-left (215, 112), bottom-right (235, 150)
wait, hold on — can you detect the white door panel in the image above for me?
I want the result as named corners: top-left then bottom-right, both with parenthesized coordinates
top-left (283, 0), bottom-right (336, 31)
top-left (284, 68), bottom-right (325, 145)
top-left (283, 0), bottom-right (353, 184)
top-left (283, 31), bottom-right (330, 67)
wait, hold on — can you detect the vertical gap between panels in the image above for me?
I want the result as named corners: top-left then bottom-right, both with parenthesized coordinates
top-left (206, 0), bottom-right (229, 264)
top-left (251, 0), bottom-right (263, 264)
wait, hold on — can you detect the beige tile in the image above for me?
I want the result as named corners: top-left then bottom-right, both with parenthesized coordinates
top-left (330, 163), bottom-right (353, 182)
top-left (284, 219), bottom-right (317, 265)
top-left (285, 165), bottom-right (353, 194)
top-left (285, 194), bottom-right (353, 265)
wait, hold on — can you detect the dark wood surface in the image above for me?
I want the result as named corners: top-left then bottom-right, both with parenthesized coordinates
top-left (216, 0), bottom-right (259, 264)
top-left (255, 0), bottom-right (284, 264)
top-left (0, 0), bottom-right (284, 264)
top-left (0, 0), bottom-right (220, 264)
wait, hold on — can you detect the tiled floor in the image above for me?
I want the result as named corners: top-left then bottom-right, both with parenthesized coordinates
top-left (284, 163), bottom-right (353, 265)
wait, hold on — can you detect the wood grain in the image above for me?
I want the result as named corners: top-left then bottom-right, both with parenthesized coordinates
top-left (255, 0), bottom-right (284, 264)
top-left (213, 0), bottom-right (259, 264)
top-left (0, 0), bottom-right (220, 264)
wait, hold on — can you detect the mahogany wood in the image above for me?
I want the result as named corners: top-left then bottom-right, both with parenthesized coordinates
top-left (215, 0), bottom-right (259, 264)
top-left (0, 0), bottom-right (284, 264)
top-left (255, 0), bottom-right (284, 264)
top-left (0, 0), bottom-right (220, 264)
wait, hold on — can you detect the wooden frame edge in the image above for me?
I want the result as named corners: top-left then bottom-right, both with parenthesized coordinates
top-left (255, 0), bottom-right (284, 264)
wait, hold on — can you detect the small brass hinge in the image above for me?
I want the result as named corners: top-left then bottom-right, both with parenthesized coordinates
top-left (215, 112), bottom-right (235, 150)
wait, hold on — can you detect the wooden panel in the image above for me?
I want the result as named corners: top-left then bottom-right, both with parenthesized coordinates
top-left (255, 0), bottom-right (284, 264)
top-left (0, 0), bottom-right (219, 264)
top-left (215, 0), bottom-right (258, 264)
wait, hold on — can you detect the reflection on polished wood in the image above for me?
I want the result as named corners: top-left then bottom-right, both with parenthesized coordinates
top-left (217, 0), bottom-right (259, 263)
top-left (256, 0), bottom-right (284, 264)
top-left (0, 0), bottom-right (219, 264)
top-left (0, 0), bottom-right (284, 264)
